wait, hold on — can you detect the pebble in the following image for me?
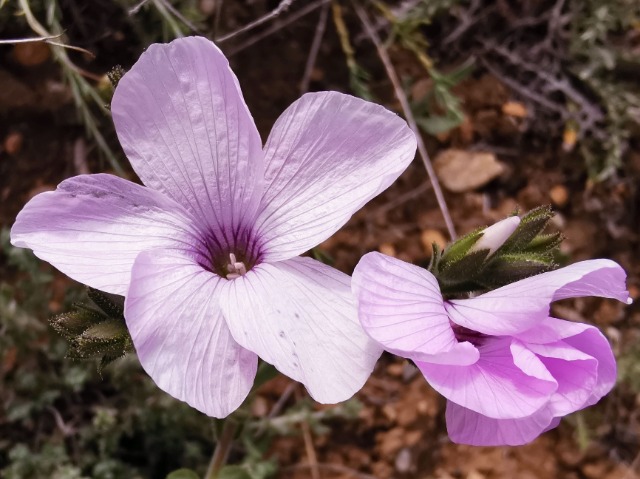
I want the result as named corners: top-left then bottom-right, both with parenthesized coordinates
top-left (379, 242), bottom-right (396, 257)
top-left (501, 101), bottom-right (528, 118)
top-left (549, 184), bottom-right (569, 207)
top-left (420, 229), bottom-right (447, 255)
top-left (3, 132), bottom-right (23, 155)
top-left (434, 149), bottom-right (505, 193)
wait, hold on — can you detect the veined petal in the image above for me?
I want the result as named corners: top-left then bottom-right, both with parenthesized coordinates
top-left (417, 338), bottom-right (557, 419)
top-left (112, 37), bottom-right (264, 235)
top-left (10, 174), bottom-right (198, 295)
top-left (515, 317), bottom-right (616, 407)
top-left (525, 341), bottom-right (597, 416)
top-left (125, 249), bottom-right (258, 418)
top-left (563, 325), bottom-right (616, 407)
top-left (255, 92), bottom-right (416, 261)
top-left (352, 252), bottom-right (477, 364)
top-left (550, 259), bottom-right (629, 303)
top-left (220, 256), bottom-right (382, 403)
top-left (446, 401), bottom-right (555, 446)
top-left (517, 317), bottom-right (617, 407)
top-left (446, 260), bottom-right (629, 336)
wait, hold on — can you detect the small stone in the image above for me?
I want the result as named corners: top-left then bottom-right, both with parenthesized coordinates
top-left (13, 41), bottom-right (51, 66)
top-left (395, 448), bottom-right (412, 473)
top-left (466, 470), bottom-right (486, 479)
top-left (582, 462), bottom-right (609, 479)
top-left (199, 0), bottom-right (216, 15)
top-left (501, 101), bottom-right (527, 118)
top-left (379, 242), bottom-right (396, 257)
top-left (3, 131), bottom-right (23, 155)
top-left (434, 149), bottom-right (505, 193)
top-left (420, 229), bottom-right (447, 255)
top-left (549, 184), bottom-right (569, 207)
top-left (250, 395), bottom-right (269, 417)
top-left (387, 363), bottom-right (404, 377)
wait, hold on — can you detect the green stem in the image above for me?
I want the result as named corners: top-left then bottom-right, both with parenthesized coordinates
top-left (205, 420), bottom-right (237, 479)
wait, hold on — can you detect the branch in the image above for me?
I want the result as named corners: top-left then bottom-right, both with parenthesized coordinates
top-left (353, 2), bottom-right (457, 240)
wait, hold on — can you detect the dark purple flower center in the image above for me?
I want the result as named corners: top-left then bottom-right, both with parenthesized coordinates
top-left (197, 226), bottom-right (264, 279)
top-left (451, 323), bottom-right (487, 347)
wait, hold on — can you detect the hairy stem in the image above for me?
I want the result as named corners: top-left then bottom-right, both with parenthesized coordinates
top-left (205, 420), bottom-right (237, 479)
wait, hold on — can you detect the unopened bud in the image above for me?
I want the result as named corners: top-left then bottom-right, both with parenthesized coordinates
top-left (470, 216), bottom-right (521, 256)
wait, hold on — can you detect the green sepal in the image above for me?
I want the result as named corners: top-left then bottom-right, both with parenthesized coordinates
top-left (438, 249), bottom-right (490, 287)
top-left (107, 65), bottom-right (126, 89)
top-left (523, 232), bottom-right (564, 255)
top-left (480, 253), bottom-right (556, 289)
top-left (66, 318), bottom-right (132, 361)
top-left (49, 308), bottom-right (105, 339)
top-left (87, 287), bottom-right (124, 318)
top-left (500, 206), bottom-right (555, 252)
top-left (50, 288), bottom-right (131, 374)
top-left (438, 228), bottom-right (484, 270)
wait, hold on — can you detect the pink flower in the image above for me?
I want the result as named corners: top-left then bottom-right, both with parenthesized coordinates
top-left (11, 37), bottom-right (417, 417)
top-left (352, 252), bottom-right (630, 446)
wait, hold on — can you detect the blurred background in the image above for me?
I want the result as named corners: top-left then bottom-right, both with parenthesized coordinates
top-left (1, 1), bottom-right (639, 478)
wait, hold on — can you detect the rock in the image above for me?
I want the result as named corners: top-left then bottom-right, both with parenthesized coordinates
top-left (395, 448), bottom-right (412, 473)
top-left (501, 101), bottom-right (528, 118)
top-left (434, 149), bottom-right (505, 193)
top-left (379, 242), bottom-right (396, 257)
top-left (3, 132), bottom-right (23, 155)
top-left (13, 42), bottom-right (51, 66)
top-left (549, 184), bottom-right (569, 207)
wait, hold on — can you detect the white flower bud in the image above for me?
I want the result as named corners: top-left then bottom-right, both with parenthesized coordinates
top-left (471, 216), bottom-right (521, 256)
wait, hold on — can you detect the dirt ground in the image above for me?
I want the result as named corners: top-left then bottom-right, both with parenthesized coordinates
top-left (1, 2), bottom-right (640, 478)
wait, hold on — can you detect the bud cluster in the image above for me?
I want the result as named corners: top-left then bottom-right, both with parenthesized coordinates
top-left (49, 288), bottom-right (133, 374)
top-left (428, 206), bottom-right (563, 297)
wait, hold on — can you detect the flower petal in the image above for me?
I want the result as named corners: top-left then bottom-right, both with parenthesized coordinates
top-left (10, 174), bottom-right (197, 295)
top-left (515, 317), bottom-right (616, 407)
top-left (525, 341), bottom-right (598, 416)
top-left (352, 252), bottom-right (478, 365)
top-left (112, 37), bottom-right (264, 235)
top-left (417, 337), bottom-right (557, 419)
top-left (125, 249), bottom-right (258, 418)
top-left (446, 260), bottom-right (629, 336)
top-left (220, 256), bottom-right (382, 403)
top-left (446, 401), bottom-right (555, 446)
top-left (255, 92), bottom-right (416, 261)
top-left (563, 325), bottom-right (616, 407)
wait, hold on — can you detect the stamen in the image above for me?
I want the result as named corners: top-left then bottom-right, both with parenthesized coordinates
top-left (226, 253), bottom-right (247, 279)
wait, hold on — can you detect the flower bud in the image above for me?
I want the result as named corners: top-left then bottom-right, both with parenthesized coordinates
top-left (470, 216), bottom-right (521, 256)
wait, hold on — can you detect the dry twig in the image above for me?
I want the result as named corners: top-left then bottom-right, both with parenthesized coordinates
top-left (216, 0), bottom-right (297, 43)
top-left (300, 2), bottom-right (330, 94)
top-left (353, 2), bottom-right (457, 240)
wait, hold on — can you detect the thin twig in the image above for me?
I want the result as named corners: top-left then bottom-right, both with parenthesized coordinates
top-left (353, 2), bottom-right (457, 240)
top-left (226, 0), bottom-right (328, 57)
top-left (155, 0), bottom-right (201, 33)
top-left (0, 33), bottom-right (62, 44)
top-left (301, 421), bottom-right (321, 479)
top-left (300, 2), bottom-right (330, 94)
top-left (216, 0), bottom-right (296, 43)
top-left (128, 0), bottom-right (152, 15)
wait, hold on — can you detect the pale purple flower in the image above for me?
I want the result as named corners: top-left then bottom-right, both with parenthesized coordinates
top-left (352, 252), bottom-right (630, 446)
top-left (10, 37), bottom-right (417, 417)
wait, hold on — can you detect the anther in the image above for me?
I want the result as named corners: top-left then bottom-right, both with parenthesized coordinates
top-left (226, 253), bottom-right (247, 279)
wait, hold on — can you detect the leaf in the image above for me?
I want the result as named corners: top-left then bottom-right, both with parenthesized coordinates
top-left (217, 465), bottom-right (252, 479)
top-left (166, 469), bottom-right (200, 479)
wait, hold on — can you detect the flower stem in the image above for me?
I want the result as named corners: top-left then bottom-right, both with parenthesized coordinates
top-left (205, 419), bottom-right (237, 479)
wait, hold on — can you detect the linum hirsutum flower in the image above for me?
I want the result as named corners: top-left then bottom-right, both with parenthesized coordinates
top-left (352, 252), bottom-right (631, 446)
top-left (10, 36), bottom-right (417, 417)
